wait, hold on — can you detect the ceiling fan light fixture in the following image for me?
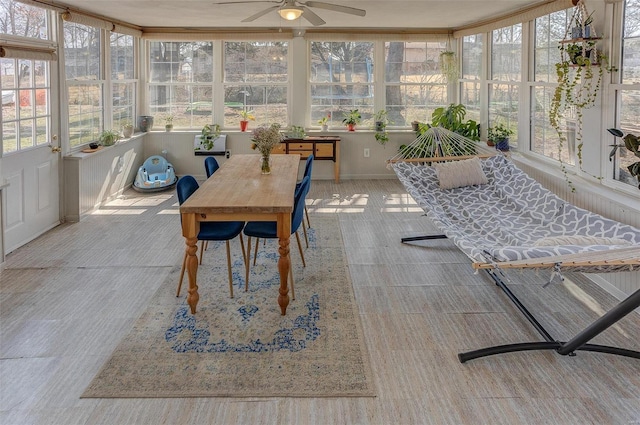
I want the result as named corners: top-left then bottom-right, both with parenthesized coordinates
top-left (278, 6), bottom-right (303, 21)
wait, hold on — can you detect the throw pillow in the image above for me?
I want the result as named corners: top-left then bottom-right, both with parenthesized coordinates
top-left (434, 157), bottom-right (489, 190)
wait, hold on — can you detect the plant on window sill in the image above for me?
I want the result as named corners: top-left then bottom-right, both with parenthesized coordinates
top-left (607, 128), bottom-right (640, 190)
top-left (196, 123), bottom-right (221, 151)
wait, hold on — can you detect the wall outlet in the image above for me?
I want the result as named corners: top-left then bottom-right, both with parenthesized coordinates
top-left (364, 148), bottom-right (370, 158)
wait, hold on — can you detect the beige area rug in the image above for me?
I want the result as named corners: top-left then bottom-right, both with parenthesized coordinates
top-left (82, 216), bottom-right (375, 398)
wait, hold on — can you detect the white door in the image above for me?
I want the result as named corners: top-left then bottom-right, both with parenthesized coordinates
top-left (1, 58), bottom-right (60, 255)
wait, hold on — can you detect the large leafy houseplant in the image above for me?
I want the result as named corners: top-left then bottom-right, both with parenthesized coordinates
top-left (429, 103), bottom-right (480, 141)
top-left (398, 104), bottom-right (479, 158)
top-left (607, 128), bottom-right (640, 189)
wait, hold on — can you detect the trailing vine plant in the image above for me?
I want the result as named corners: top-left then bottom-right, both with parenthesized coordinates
top-left (549, 0), bottom-right (616, 191)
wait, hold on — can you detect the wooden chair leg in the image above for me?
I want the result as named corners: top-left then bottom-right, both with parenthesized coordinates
top-left (253, 237), bottom-right (260, 266)
top-left (225, 240), bottom-right (234, 298)
top-left (177, 250), bottom-right (187, 297)
top-left (295, 230), bottom-right (306, 267)
top-left (302, 218), bottom-right (309, 248)
top-left (198, 240), bottom-right (205, 265)
top-left (204, 241), bottom-right (209, 251)
top-left (304, 205), bottom-right (311, 229)
top-left (239, 233), bottom-right (247, 266)
top-left (245, 236), bottom-right (252, 292)
top-left (288, 253), bottom-right (295, 300)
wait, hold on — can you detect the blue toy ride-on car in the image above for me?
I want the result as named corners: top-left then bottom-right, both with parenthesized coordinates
top-left (133, 155), bottom-right (178, 192)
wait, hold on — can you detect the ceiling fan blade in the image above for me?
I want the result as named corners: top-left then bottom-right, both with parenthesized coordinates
top-left (301, 7), bottom-right (326, 26)
top-left (303, 1), bottom-right (366, 17)
top-left (241, 5), bottom-right (281, 22)
top-left (216, 1), bottom-right (281, 4)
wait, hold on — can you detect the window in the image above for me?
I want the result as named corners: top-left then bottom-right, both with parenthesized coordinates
top-left (64, 21), bottom-right (103, 148)
top-left (310, 41), bottom-right (373, 128)
top-left (384, 41), bottom-right (447, 127)
top-left (489, 24), bottom-right (521, 149)
top-left (1, 0), bottom-right (52, 155)
top-left (532, 10), bottom-right (574, 163)
top-left (149, 41), bottom-right (213, 129)
top-left (460, 35), bottom-right (483, 123)
top-left (612, 0), bottom-right (640, 188)
top-left (111, 33), bottom-right (136, 130)
top-left (0, 0), bottom-right (49, 40)
top-left (224, 41), bottom-right (288, 128)
top-left (1, 58), bottom-right (51, 153)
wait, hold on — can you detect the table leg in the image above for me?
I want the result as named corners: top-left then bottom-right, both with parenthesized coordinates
top-left (182, 213), bottom-right (200, 314)
top-left (277, 212), bottom-right (292, 315)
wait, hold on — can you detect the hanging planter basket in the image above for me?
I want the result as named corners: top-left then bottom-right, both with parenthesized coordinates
top-left (439, 51), bottom-right (458, 83)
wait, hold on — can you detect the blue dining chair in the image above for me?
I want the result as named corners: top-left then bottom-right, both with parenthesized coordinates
top-left (204, 156), bottom-right (220, 178)
top-left (176, 175), bottom-right (246, 298)
top-left (297, 155), bottom-right (313, 247)
top-left (243, 175), bottom-right (310, 299)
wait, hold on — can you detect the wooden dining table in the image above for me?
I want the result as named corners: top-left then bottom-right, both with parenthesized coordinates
top-left (179, 154), bottom-right (300, 315)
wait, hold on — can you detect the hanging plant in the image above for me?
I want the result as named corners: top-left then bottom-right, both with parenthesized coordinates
top-left (439, 51), bottom-right (458, 84)
top-left (373, 109), bottom-right (391, 145)
top-left (549, 0), bottom-right (616, 191)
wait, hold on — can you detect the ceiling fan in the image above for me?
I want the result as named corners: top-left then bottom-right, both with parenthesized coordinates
top-left (216, 0), bottom-right (366, 26)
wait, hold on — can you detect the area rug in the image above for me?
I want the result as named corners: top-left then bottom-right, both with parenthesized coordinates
top-left (82, 216), bottom-right (375, 398)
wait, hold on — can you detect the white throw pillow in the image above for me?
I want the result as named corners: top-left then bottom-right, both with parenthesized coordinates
top-left (533, 235), bottom-right (633, 246)
top-left (434, 157), bottom-right (489, 190)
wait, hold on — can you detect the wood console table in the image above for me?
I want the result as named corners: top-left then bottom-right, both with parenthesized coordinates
top-left (272, 136), bottom-right (340, 182)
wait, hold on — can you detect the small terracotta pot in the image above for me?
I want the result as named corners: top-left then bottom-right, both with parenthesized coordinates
top-left (240, 120), bottom-right (249, 132)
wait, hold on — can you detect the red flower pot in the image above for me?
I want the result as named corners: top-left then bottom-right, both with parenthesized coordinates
top-left (347, 123), bottom-right (356, 132)
top-left (240, 120), bottom-right (249, 132)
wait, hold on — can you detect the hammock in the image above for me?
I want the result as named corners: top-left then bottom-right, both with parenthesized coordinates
top-left (389, 127), bottom-right (640, 362)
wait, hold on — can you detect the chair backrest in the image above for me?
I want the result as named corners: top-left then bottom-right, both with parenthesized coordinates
top-left (292, 176), bottom-right (310, 232)
top-left (176, 175), bottom-right (199, 205)
top-left (204, 156), bottom-right (220, 178)
top-left (303, 154), bottom-right (314, 180)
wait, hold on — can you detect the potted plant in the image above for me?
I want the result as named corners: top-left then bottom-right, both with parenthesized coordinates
top-left (285, 125), bottom-right (305, 139)
top-left (488, 123), bottom-right (514, 151)
top-left (239, 109), bottom-right (255, 132)
top-left (122, 120), bottom-right (134, 138)
top-left (318, 114), bottom-right (330, 131)
top-left (98, 129), bottom-right (120, 147)
top-left (566, 41), bottom-right (595, 65)
top-left (439, 50), bottom-right (458, 84)
top-left (550, 33), bottom-right (616, 190)
top-left (374, 109), bottom-right (391, 145)
top-left (342, 109), bottom-right (361, 131)
top-left (429, 103), bottom-right (480, 140)
top-left (411, 120), bottom-right (420, 132)
top-left (137, 115), bottom-right (154, 132)
top-left (374, 109), bottom-right (388, 132)
top-left (164, 115), bottom-right (174, 132)
top-left (607, 128), bottom-right (640, 190)
top-left (572, 10), bottom-right (594, 39)
top-left (197, 123), bottom-right (221, 151)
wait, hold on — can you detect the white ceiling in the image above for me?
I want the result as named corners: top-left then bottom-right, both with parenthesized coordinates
top-left (47, 0), bottom-right (548, 31)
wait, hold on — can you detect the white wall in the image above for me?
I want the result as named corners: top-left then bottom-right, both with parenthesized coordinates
top-left (143, 130), bottom-right (417, 181)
